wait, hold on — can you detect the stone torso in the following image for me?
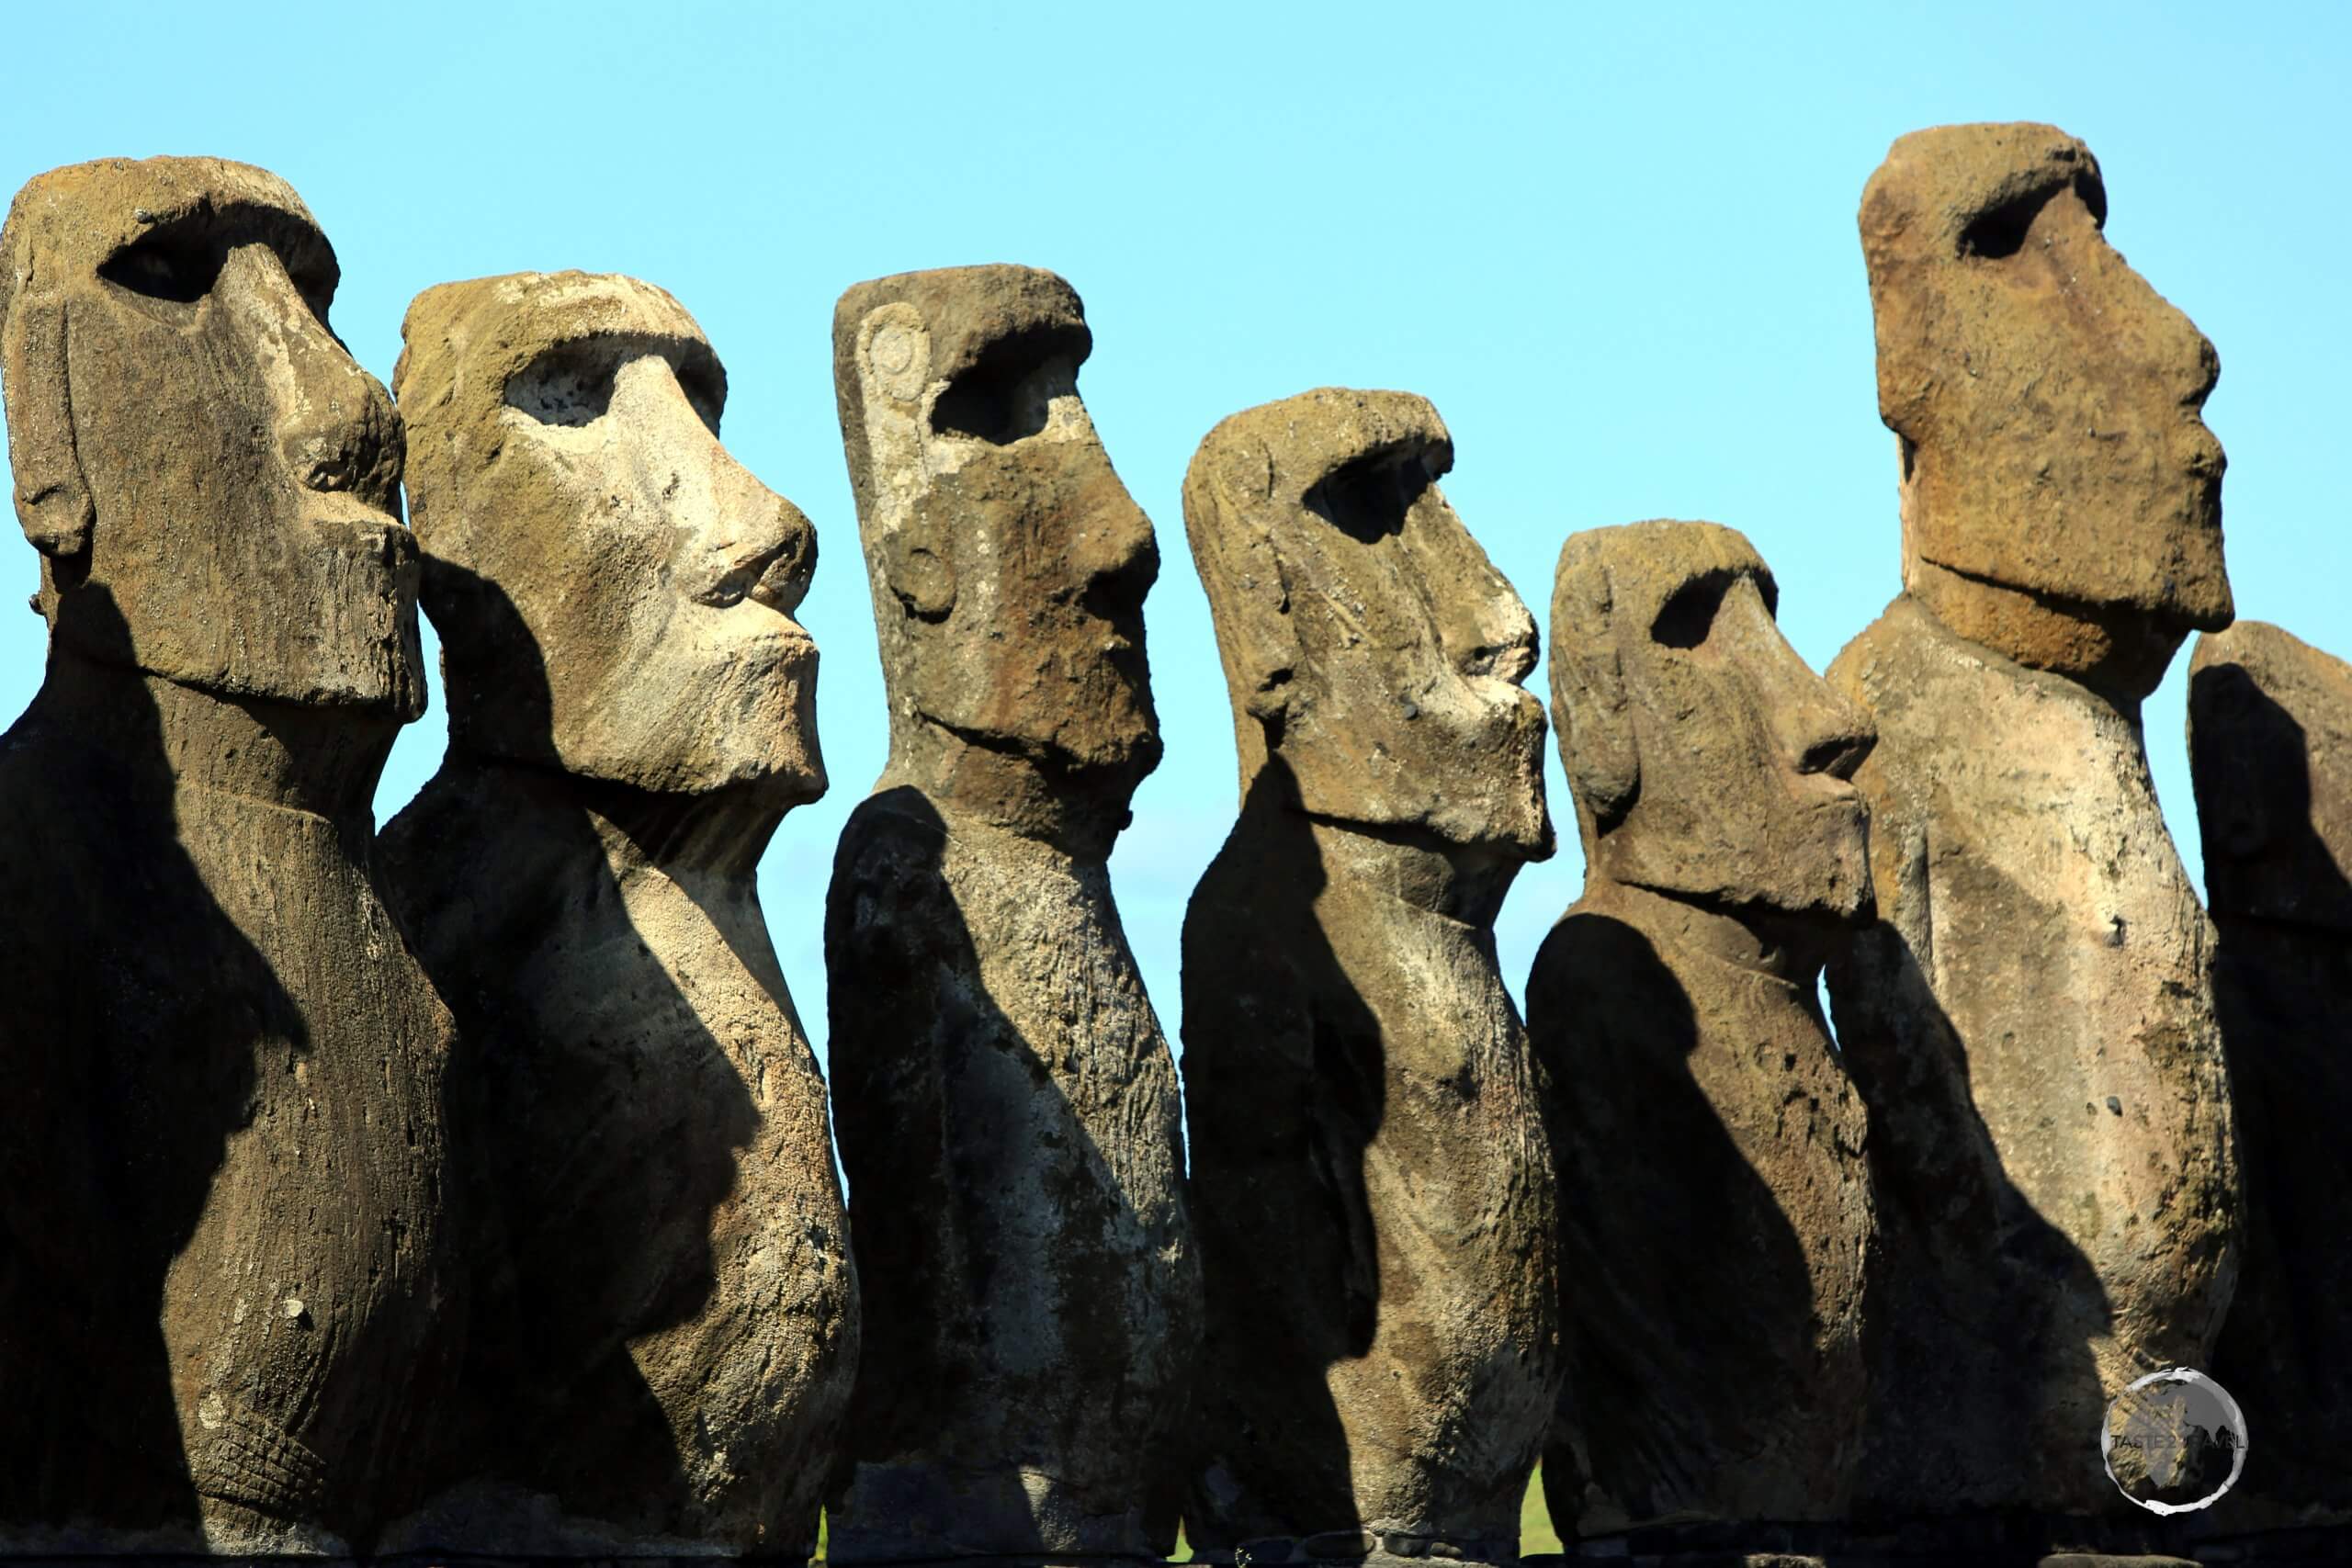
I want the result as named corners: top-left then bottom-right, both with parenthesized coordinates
top-left (1825, 595), bottom-right (2236, 1517)
top-left (0, 713), bottom-right (452, 1554)
top-left (824, 787), bottom-right (1196, 1562)
top-left (1182, 816), bottom-right (1559, 1563)
top-left (378, 765), bottom-right (855, 1555)
top-left (1530, 903), bottom-right (1870, 1536)
top-left (2204, 921), bottom-right (2352, 1529)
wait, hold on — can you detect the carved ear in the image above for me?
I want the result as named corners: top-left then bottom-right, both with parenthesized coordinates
top-left (3, 296), bottom-right (93, 558)
top-left (855, 303), bottom-right (955, 620)
top-left (1549, 534), bottom-right (1640, 832)
top-left (1182, 439), bottom-right (1298, 725)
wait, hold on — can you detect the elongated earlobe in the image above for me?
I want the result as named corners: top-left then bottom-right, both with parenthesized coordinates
top-left (856, 304), bottom-right (956, 620)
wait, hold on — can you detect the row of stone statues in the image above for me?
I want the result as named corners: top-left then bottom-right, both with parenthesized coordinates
top-left (0, 120), bottom-right (2340, 1562)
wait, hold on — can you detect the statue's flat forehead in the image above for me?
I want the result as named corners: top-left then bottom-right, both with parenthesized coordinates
top-left (481, 270), bottom-right (709, 345)
top-left (1861, 121), bottom-right (2101, 260)
top-left (398, 270), bottom-right (716, 422)
top-left (834, 263), bottom-right (1088, 384)
top-left (1556, 520), bottom-right (1769, 631)
top-left (4, 154), bottom-right (320, 275)
top-left (1195, 387), bottom-right (1453, 514)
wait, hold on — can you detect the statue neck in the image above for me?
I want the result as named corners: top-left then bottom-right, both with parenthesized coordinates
top-left (441, 752), bottom-right (782, 886)
top-left (882, 715), bottom-right (1134, 862)
top-left (1582, 878), bottom-right (1826, 989)
top-left (35, 647), bottom-right (396, 822)
top-left (1237, 785), bottom-right (1518, 926)
top-left (1906, 557), bottom-right (2180, 710)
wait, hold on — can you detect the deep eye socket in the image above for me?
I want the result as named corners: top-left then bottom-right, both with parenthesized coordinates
top-left (286, 260), bottom-right (337, 330)
top-left (97, 229), bottom-right (226, 309)
top-left (674, 354), bottom-right (726, 436)
top-left (1651, 570), bottom-right (1733, 649)
top-left (1957, 184), bottom-right (2065, 262)
top-left (1303, 448), bottom-right (1440, 544)
top-left (929, 324), bottom-right (1087, 445)
top-left (506, 342), bottom-right (623, 428)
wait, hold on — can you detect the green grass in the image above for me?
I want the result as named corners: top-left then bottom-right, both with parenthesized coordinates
top-left (812, 1467), bottom-right (1566, 1561)
top-left (1521, 1465), bottom-right (1566, 1553)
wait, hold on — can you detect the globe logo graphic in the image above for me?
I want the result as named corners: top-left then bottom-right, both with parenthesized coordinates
top-left (2101, 1367), bottom-right (2248, 1514)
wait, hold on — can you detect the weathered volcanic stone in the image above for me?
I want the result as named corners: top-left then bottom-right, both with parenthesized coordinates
top-left (377, 273), bottom-right (855, 1556)
top-left (376, 272), bottom-right (865, 1561)
top-left (1824, 124), bottom-right (2240, 1526)
top-left (1534, 521), bottom-right (1876, 1536)
top-left (2190, 622), bottom-right (2352, 1531)
top-left (1181, 388), bottom-right (1558, 1566)
top-left (822, 265), bottom-right (1196, 1563)
top-left (0, 157), bottom-right (452, 1553)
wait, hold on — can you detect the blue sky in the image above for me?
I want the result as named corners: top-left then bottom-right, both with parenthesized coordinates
top-left (2, 2), bottom-right (2345, 1059)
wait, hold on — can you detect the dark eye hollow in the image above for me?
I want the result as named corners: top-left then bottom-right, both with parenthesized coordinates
top-left (506, 344), bottom-right (621, 428)
top-left (930, 323), bottom-right (1086, 445)
top-left (1957, 187), bottom-right (2055, 261)
top-left (98, 231), bottom-right (223, 304)
top-left (1303, 451), bottom-right (1434, 545)
top-left (1651, 570), bottom-right (1733, 649)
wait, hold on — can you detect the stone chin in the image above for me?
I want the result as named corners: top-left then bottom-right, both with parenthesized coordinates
top-left (1048, 688), bottom-right (1162, 781)
top-left (1457, 688), bottom-right (1555, 860)
top-left (64, 505), bottom-right (429, 720)
top-left (1356, 686), bottom-right (1553, 861)
top-left (553, 624), bottom-right (825, 802)
top-left (1776, 816), bottom-right (1877, 925)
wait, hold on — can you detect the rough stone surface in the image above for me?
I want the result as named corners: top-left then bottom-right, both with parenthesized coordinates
top-left (377, 273), bottom-right (854, 1556)
top-left (1180, 388), bottom-right (1558, 1564)
top-left (1533, 521), bottom-right (1876, 1534)
top-left (823, 265), bottom-right (1196, 1562)
top-left (1825, 129), bottom-right (2229, 1523)
top-left (1860, 121), bottom-right (2232, 705)
top-left (0, 156), bottom-right (452, 1552)
top-left (2189, 622), bottom-right (2352, 1530)
top-left (1826, 118), bottom-right (2239, 1529)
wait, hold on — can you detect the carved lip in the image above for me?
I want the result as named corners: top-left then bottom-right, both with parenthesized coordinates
top-left (742, 620), bottom-right (819, 669)
top-left (301, 491), bottom-right (411, 539)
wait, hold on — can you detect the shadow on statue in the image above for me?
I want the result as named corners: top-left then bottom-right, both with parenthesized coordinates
top-left (379, 565), bottom-right (749, 1541)
top-left (2192, 661), bottom-right (2352, 1541)
top-left (1825, 908), bottom-right (2172, 1560)
top-left (824, 778), bottom-right (1186, 1558)
top-left (0, 588), bottom-right (297, 1541)
top-left (1178, 757), bottom-right (1388, 1551)
top-left (1529, 911), bottom-right (1821, 1530)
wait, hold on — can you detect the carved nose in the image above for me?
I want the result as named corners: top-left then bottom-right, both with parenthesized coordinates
top-left (743, 492), bottom-right (818, 615)
top-left (1070, 477), bottom-right (1159, 602)
top-left (1774, 675), bottom-right (1876, 782)
top-left (216, 244), bottom-right (401, 512)
top-left (1445, 576), bottom-right (1539, 686)
top-left (707, 451), bottom-right (817, 617)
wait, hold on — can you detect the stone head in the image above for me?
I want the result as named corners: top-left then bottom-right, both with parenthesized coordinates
top-left (1862, 123), bottom-right (2232, 690)
top-left (2189, 622), bottom-right (2352, 935)
top-left (1183, 388), bottom-right (1550, 858)
top-left (832, 265), bottom-right (1159, 793)
top-left (396, 272), bottom-right (820, 801)
top-left (0, 156), bottom-right (418, 712)
top-left (1550, 521), bottom-right (1874, 923)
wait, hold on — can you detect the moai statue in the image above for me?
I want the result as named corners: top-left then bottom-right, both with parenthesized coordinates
top-left (1823, 124), bottom-right (2241, 1527)
top-left (0, 157), bottom-right (452, 1552)
top-left (2189, 622), bottom-right (2352, 1531)
top-left (823, 265), bottom-right (1196, 1563)
top-left (376, 273), bottom-right (856, 1556)
top-left (1534, 521), bottom-right (1876, 1540)
top-left (1181, 389), bottom-right (1559, 1566)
